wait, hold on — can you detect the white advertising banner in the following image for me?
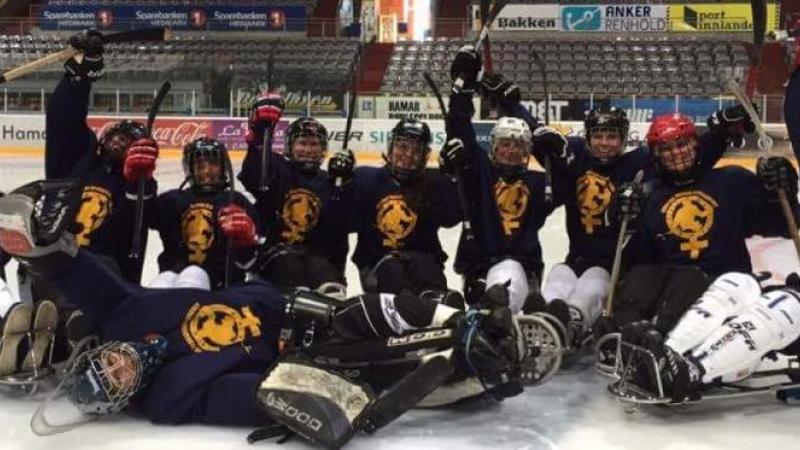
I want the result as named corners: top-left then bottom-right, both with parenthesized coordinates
top-left (370, 96), bottom-right (481, 121)
top-left (472, 4), bottom-right (559, 31)
top-left (560, 4), bottom-right (668, 32)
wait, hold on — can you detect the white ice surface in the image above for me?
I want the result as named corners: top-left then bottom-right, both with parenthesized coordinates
top-left (1, 158), bottom-right (799, 449)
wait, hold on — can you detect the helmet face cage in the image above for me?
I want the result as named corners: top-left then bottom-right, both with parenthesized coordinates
top-left (98, 120), bottom-right (147, 168)
top-left (490, 117), bottom-right (532, 180)
top-left (584, 107), bottom-right (629, 163)
top-left (385, 118), bottom-right (432, 181)
top-left (67, 342), bottom-right (144, 416)
top-left (182, 138), bottom-right (231, 193)
top-left (285, 118), bottom-right (329, 174)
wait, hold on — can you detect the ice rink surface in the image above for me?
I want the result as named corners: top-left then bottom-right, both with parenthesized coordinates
top-left (1, 157), bottom-right (799, 449)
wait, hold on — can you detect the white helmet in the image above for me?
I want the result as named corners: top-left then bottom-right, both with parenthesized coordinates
top-left (490, 117), bottom-right (532, 180)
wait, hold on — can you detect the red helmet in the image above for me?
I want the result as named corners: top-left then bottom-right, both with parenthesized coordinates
top-left (646, 114), bottom-right (696, 149)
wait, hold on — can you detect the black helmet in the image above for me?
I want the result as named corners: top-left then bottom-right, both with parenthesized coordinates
top-left (384, 118), bottom-right (432, 182)
top-left (182, 137), bottom-right (231, 193)
top-left (285, 118), bottom-right (328, 175)
top-left (584, 107), bottom-right (629, 165)
top-left (97, 120), bottom-right (147, 169)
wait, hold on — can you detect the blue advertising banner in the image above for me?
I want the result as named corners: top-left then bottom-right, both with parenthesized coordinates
top-left (39, 5), bottom-right (306, 31)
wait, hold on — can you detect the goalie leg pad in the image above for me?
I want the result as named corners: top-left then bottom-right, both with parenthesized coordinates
top-left (256, 354), bottom-right (375, 449)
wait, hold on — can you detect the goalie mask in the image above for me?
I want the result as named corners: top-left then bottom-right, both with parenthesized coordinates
top-left (584, 107), bottom-right (629, 165)
top-left (97, 120), bottom-right (147, 170)
top-left (646, 113), bottom-right (701, 185)
top-left (182, 137), bottom-right (232, 194)
top-left (490, 117), bottom-right (532, 181)
top-left (285, 118), bottom-right (329, 175)
top-left (384, 118), bottom-right (432, 183)
top-left (30, 336), bottom-right (167, 436)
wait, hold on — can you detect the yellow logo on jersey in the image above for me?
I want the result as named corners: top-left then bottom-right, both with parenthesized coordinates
top-left (494, 179), bottom-right (530, 236)
top-left (181, 203), bottom-right (215, 264)
top-left (662, 191), bottom-right (718, 259)
top-left (75, 186), bottom-right (113, 247)
top-left (376, 194), bottom-right (418, 248)
top-left (181, 302), bottom-right (262, 352)
top-left (577, 171), bottom-right (615, 234)
top-left (281, 188), bottom-right (322, 244)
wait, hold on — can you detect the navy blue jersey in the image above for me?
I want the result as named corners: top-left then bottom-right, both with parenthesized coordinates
top-left (149, 188), bottom-right (259, 289)
top-left (48, 249), bottom-right (285, 426)
top-left (447, 93), bottom-right (555, 276)
top-left (46, 75), bottom-right (156, 282)
top-left (624, 166), bottom-right (800, 278)
top-left (785, 66), bottom-right (800, 162)
top-left (349, 166), bottom-right (462, 270)
top-left (238, 142), bottom-right (350, 274)
top-left (534, 127), bottom-right (730, 272)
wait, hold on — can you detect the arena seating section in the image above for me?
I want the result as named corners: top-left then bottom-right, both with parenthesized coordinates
top-left (0, 34), bottom-right (359, 93)
top-left (382, 37), bottom-right (751, 98)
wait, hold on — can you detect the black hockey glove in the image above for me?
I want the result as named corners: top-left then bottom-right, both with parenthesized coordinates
top-left (479, 72), bottom-right (521, 106)
top-left (64, 30), bottom-right (104, 83)
top-left (450, 45), bottom-right (482, 94)
top-left (610, 181), bottom-right (648, 225)
top-left (438, 137), bottom-right (467, 177)
top-left (328, 150), bottom-right (355, 185)
top-left (757, 156), bottom-right (799, 197)
top-left (533, 126), bottom-right (568, 159)
top-left (707, 104), bottom-right (756, 148)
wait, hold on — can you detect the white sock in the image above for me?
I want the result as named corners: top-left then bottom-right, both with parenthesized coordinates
top-left (0, 278), bottom-right (19, 318)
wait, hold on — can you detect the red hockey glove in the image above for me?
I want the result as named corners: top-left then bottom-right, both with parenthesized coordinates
top-left (219, 205), bottom-right (257, 247)
top-left (247, 91), bottom-right (284, 144)
top-left (123, 138), bottom-right (159, 183)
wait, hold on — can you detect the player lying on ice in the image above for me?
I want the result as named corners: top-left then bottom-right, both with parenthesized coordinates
top-left (0, 179), bottom-right (547, 448)
top-left (608, 272), bottom-right (800, 405)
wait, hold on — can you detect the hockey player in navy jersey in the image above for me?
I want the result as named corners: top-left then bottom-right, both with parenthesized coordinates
top-left (531, 100), bottom-right (757, 349)
top-left (604, 112), bottom-right (799, 337)
top-left (328, 118), bottom-right (463, 297)
top-left (46, 31), bottom-right (159, 283)
top-left (439, 46), bottom-right (555, 315)
top-left (149, 137), bottom-right (259, 289)
top-left (0, 180), bottom-right (527, 444)
top-left (239, 92), bottom-right (350, 299)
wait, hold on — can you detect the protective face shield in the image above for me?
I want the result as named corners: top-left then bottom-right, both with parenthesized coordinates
top-left (182, 138), bottom-right (232, 193)
top-left (97, 120), bottom-right (147, 169)
top-left (490, 117), bottom-right (531, 181)
top-left (30, 336), bottom-right (166, 436)
top-left (384, 118), bottom-right (432, 183)
top-left (647, 114), bottom-right (700, 184)
top-left (584, 107), bottom-right (629, 165)
top-left (285, 118), bottom-right (329, 175)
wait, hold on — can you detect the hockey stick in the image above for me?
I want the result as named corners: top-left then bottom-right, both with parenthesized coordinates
top-left (129, 80), bottom-right (171, 260)
top-left (604, 169), bottom-right (644, 317)
top-left (223, 150), bottom-right (237, 288)
top-left (258, 43), bottom-right (277, 192)
top-left (335, 36), bottom-right (375, 190)
top-left (453, 0), bottom-right (508, 91)
top-left (0, 27), bottom-right (171, 84)
top-left (531, 50), bottom-right (553, 205)
top-left (423, 71), bottom-right (475, 241)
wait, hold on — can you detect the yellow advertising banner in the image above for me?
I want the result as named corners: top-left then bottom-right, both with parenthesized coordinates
top-left (669, 3), bottom-right (779, 32)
